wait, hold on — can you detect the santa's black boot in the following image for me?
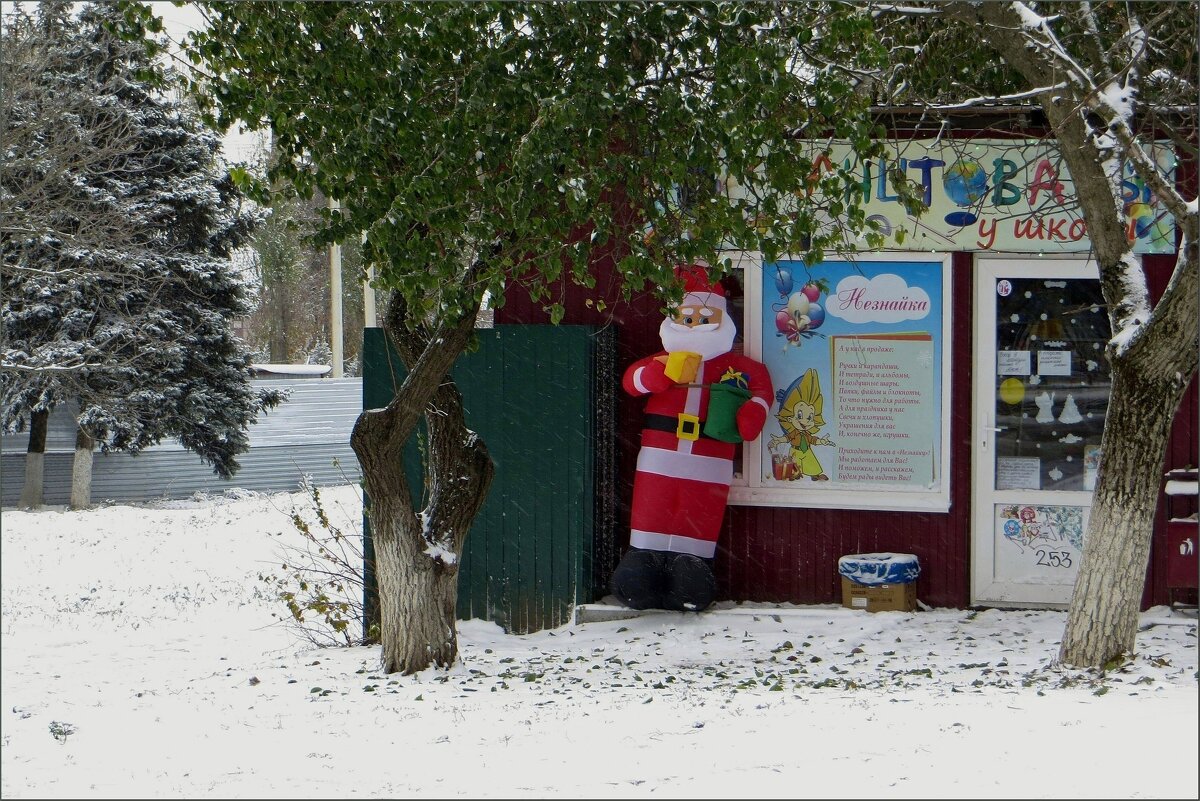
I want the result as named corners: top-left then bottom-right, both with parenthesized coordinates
top-left (610, 548), bottom-right (668, 610)
top-left (662, 553), bottom-right (718, 612)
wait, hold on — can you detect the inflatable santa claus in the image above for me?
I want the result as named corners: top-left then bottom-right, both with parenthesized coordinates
top-left (611, 264), bottom-right (773, 612)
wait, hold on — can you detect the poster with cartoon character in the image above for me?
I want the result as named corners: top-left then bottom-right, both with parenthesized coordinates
top-left (768, 368), bottom-right (834, 481)
top-left (758, 258), bottom-right (946, 492)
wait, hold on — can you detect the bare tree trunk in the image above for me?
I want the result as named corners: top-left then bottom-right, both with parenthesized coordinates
top-left (1060, 361), bottom-right (1189, 665)
top-left (943, 0), bottom-right (1200, 669)
top-left (274, 294), bottom-right (290, 362)
top-left (363, 476), bottom-right (464, 672)
top-left (69, 424), bottom-right (94, 510)
top-left (18, 408), bottom-right (49, 509)
top-left (351, 282), bottom-right (494, 674)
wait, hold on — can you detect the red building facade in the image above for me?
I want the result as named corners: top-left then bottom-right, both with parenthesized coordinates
top-left (496, 126), bottom-right (1197, 612)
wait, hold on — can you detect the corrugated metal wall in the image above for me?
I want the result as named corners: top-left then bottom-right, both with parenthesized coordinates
top-left (1, 378), bottom-right (363, 506)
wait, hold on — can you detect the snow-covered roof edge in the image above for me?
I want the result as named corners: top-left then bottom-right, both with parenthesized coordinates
top-left (250, 363), bottom-right (332, 377)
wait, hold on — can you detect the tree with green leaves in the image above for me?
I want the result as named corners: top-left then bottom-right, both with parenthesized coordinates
top-left (241, 147), bottom-right (367, 370)
top-left (244, 181), bottom-right (327, 364)
top-left (871, 1), bottom-right (1198, 669)
top-left (1, 1), bottom-right (281, 508)
top-left (172, 1), bottom-right (888, 673)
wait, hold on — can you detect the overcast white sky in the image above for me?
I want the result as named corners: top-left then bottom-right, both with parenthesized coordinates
top-left (151, 0), bottom-right (262, 162)
top-left (151, 0), bottom-right (203, 37)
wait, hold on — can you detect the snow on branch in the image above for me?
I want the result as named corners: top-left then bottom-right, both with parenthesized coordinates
top-left (870, 4), bottom-right (942, 15)
top-left (0, 361), bottom-right (100, 374)
top-left (1098, 110), bottom-right (1195, 226)
top-left (1009, 2), bottom-right (1094, 92)
top-left (926, 83), bottom-right (1068, 112)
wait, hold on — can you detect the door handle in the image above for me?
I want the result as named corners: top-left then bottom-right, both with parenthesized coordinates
top-left (982, 424), bottom-right (1000, 448)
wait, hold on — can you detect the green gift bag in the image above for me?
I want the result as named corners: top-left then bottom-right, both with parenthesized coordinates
top-left (704, 383), bottom-right (753, 443)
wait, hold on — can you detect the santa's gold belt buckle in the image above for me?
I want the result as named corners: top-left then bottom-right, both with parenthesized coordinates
top-left (676, 413), bottom-right (701, 441)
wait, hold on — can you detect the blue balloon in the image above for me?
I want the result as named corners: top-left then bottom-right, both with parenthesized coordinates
top-left (773, 267), bottom-right (793, 296)
top-left (807, 303), bottom-right (825, 329)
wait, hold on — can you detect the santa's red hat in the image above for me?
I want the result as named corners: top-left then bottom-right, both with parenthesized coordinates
top-left (676, 263), bottom-right (727, 310)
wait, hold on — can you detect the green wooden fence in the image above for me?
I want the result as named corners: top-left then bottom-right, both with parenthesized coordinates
top-left (361, 325), bottom-right (616, 634)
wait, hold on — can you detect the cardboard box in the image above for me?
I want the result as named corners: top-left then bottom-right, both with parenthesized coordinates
top-left (841, 577), bottom-right (917, 612)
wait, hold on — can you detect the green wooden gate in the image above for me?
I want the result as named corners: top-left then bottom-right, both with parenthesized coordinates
top-left (361, 325), bottom-right (616, 634)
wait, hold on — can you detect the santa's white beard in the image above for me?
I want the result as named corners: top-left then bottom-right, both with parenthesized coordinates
top-left (659, 317), bottom-right (736, 360)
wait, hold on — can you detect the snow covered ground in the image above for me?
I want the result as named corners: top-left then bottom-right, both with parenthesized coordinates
top-left (2, 484), bottom-right (1196, 799)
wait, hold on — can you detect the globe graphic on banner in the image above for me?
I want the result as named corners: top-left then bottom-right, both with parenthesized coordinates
top-left (942, 160), bottom-right (989, 207)
top-left (941, 159), bottom-right (989, 227)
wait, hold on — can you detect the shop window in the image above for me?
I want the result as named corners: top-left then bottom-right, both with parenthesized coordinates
top-left (722, 251), bottom-right (953, 512)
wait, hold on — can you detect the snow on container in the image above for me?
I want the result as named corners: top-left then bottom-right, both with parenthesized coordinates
top-left (838, 552), bottom-right (920, 612)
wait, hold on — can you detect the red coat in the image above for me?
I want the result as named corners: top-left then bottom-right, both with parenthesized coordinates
top-left (622, 350), bottom-right (773, 557)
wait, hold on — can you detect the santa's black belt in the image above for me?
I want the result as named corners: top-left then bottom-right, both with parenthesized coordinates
top-left (643, 412), bottom-right (714, 442)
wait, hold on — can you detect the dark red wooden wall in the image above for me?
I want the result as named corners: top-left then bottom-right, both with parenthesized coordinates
top-left (714, 252), bottom-right (974, 608)
top-left (1145, 253), bottom-right (1199, 608)
top-left (498, 243), bottom-right (1195, 610)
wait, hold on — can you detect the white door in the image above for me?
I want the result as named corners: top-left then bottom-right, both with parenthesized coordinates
top-left (971, 257), bottom-right (1111, 608)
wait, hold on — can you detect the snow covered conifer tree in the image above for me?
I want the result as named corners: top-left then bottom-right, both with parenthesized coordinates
top-left (1, 1), bottom-right (281, 507)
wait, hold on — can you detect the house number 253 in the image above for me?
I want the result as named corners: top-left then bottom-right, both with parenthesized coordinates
top-left (1036, 549), bottom-right (1073, 569)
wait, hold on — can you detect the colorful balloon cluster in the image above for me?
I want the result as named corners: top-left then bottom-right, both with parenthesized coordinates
top-left (771, 267), bottom-right (827, 346)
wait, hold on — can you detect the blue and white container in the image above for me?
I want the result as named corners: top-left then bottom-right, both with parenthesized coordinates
top-left (838, 552), bottom-right (921, 585)
top-left (838, 553), bottom-right (920, 611)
